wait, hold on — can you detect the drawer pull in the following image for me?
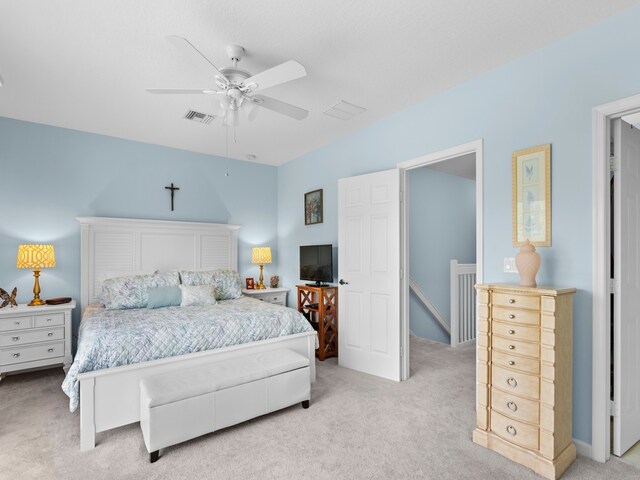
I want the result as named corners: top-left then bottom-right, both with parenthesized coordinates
top-left (507, 401), bottom-right (518, 412)
top-left (13, 353), bottom-right (20, 358)
top-left (508, 330), bottom-right (515, 335)
top-left (45, 318), bottom-right (52, 322)
top-left (12, 336), bottom-right (20, 341)
top-left (507, 377), bottom-right (518, 388)
top-left (508, 345), bottom-right (515, 350)
top-left (48, 348), bottom-right (54, 352)
top-left (508, 299), bottom-right (515, 304)
top-left (14, 321), bottom-right (20, 325)
top-left (47, 332), bottom-right (54, 337)
top-left (509, 314), bottom-right (515, 319)
top-left (508, 360), bottom-right (515, 366)
top-left (506, 425), bottom-right (517, 436)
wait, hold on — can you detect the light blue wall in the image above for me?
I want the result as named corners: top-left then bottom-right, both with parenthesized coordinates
top-left (277, 6), bottom-right (640, 443)
top-left (408, 168), bottom-right (475, 344)
top-left (0, 117), bottom-right (278, 342)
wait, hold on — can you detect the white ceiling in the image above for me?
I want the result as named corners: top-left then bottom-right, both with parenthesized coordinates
top-left (0, 0), bottom-right (638, 166)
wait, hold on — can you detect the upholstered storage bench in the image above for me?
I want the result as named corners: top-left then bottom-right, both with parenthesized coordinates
top-left (139, 348), bottom-right (310, 462)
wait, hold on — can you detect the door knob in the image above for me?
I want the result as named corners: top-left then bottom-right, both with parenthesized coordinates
top-left (339, 279), bottom-right (349, 285)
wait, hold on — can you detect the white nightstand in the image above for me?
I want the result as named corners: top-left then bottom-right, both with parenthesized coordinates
top-left (242, 288), bottom-right (289, 306)
top-left (0, 301), bottom-right (75, 382)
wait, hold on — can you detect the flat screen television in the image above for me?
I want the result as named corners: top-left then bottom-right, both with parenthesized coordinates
top-left (300, 244), bottom-right (333, 286)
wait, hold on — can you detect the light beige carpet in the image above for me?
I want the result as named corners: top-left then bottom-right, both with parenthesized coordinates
top-left (1, 336), bottom-right (638, 480)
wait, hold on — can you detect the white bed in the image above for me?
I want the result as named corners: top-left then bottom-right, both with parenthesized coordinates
top-left (75, 217), bottom-right (316, 450)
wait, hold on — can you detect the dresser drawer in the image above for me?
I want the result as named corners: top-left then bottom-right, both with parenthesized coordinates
top-left (492, 350), bottom-right (540, 375)
top-left (493, 307), bottom-right (540, 326)
top-left (34, 312), bottom-right (64, 328)
top-left (1, 341), bottom-right (64, 366)
top-left (492, 292), bottom-right (540, 311)
top-left (492, 364), bottom-right (540, 400)
top-left (0, 316), bottom-right (32, 332)
top-left (491, 410), bottom-right (539, 451)
top-left (265, 293), bottom-right (285, 304)
top-left (492, 335), bottom-right (539, 359)
top-left (491, 387), bottom-right (539, 424)
top-left (0, 327), bottom-right (64, 347)
top-left (492, 321), bottom-right (539, 343)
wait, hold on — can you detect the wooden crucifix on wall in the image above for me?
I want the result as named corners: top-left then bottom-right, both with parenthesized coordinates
top-left (165, 183), bottom-right (180, 211)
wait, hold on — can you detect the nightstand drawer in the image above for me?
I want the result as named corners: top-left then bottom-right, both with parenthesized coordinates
top-left (34, 312), bottom-right (64, 328)
top-left (1, 341), bottom-right (65, 365)
top-left (0, 316), bottom-right (32, 332)
top-left (265, 293), bottom-right (285, 304)
top-left (0, 327), bottom-right (64, 347)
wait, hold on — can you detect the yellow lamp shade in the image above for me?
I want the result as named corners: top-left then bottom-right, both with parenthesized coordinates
top-left (251, 247), bottom-right (272, 264)
top-left (16, 244), bottom-right (56, 269)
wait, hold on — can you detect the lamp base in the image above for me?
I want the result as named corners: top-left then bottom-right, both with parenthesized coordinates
top-left (28, 298), bottom-right (46, 307)
top-left (256, 264), bottom-right (266, 289)
top-left (28, 268), bottom-right (46, 306)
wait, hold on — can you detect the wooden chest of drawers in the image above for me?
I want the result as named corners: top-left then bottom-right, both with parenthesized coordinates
top-left (473, 285), bottom-right (575, 479)
top-left (0, 302), bottom-right (75, 382)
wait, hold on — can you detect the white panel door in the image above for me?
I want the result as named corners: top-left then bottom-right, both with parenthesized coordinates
top-left (338, 169), bottom-right (401, 381)
top-left (613, 118), bottom-right (640, 456)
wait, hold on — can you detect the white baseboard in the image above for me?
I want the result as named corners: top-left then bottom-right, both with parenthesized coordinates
top-left (574, 438), bottom-right (593, 458)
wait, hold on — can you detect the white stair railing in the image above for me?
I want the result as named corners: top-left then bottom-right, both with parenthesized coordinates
top-left (408, 277), bottom-right (451, 335)
top-left (450, 259), bottom-right (477, 347)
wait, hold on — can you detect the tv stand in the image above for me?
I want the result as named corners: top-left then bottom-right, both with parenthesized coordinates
top-left (297, 285), bottom-right (338, 361)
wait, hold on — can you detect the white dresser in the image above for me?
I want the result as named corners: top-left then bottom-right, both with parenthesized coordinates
top-left (0, 301), bottom-right (75, 381)
top-left (473, 285), bottom-right (575, 479)
top-left (242, 288), bottom-right (289, 306)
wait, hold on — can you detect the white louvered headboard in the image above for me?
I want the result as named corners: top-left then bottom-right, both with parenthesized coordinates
top-left (78, 217), bottom-right (240, 309)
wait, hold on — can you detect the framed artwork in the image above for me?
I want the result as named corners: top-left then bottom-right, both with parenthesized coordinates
top-left (245, 277), bottom-right (255, 290)
top-left (512, 144), bottom-right (551, 246)
top-left (304, 189), bottom-right (323, 225)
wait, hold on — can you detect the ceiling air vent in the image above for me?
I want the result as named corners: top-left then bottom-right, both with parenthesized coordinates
top-left (184, 110), bottom-right (216, 125)
top-left (323, 100), bottom-right (366, 120)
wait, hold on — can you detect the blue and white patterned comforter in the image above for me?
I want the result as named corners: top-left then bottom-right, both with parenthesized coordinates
top-left (61, 297), bottom-right (315, 412)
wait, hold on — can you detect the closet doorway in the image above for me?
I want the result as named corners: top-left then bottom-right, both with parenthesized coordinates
top-left (609, 115), bottom-right (640, 461)
top-left (398, 140), bottom-right (484, 377)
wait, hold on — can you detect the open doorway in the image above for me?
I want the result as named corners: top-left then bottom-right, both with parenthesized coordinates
top-left (609, 114), bottom-right (640, 464)
top-left (592, 93), bottom-right (640, 463)
top-left (398, 139), bottom-right (484, 378)
top-left (406, 153), bottom-right (476, 346)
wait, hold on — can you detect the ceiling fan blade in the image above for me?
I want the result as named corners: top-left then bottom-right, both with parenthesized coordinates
top-left (248, 105), bottom-right (259, 122)
top-left (146, 88), bottom-right (218, 94)
top-left (251, 95), bottom-right (308, 120)
top-left (243, 60), bottom-right (306, 93)
top-left (166, 35), bottom-right (229, 85)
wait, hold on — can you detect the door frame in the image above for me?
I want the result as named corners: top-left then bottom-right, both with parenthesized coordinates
top-left (397, 139), bottom-right (484, 380)
top-left (592, 93), bottom-right (640, 462)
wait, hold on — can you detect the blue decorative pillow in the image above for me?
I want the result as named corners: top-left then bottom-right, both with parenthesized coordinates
top-left (179, 269), bottom-right (242, 300)
top-left (146, 286), bottom-right (182, 309)
top-left (101, 271), bottom-right (180, 309)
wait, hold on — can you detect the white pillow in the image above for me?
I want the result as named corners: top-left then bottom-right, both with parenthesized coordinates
top-left (179, 285), bottom-right (217, 307)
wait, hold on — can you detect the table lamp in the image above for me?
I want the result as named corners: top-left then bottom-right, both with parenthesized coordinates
top-left (16, 244), bottom-right (56, 306)
top-left (251, 247), bottom-right (272, 290)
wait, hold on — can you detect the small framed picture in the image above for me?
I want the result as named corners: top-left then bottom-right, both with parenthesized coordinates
top-left (512, 144), bottom-right (551, 246)
top-left (245, 277), bottom-right (255, 289)
top-left (305, 189), bottom-right (323, 225)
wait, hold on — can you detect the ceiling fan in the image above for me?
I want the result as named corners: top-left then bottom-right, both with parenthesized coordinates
top-left (147, 36), bottom-right (309, 127)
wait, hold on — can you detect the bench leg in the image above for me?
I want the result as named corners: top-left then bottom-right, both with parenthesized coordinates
top-left (302, 400), bottom-right (310, 409)
top-left (150, 450), bottom-right (159, 463)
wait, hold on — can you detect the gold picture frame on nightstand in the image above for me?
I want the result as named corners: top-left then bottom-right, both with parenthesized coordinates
top-left (512, 144), bottom-right (551, 247)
